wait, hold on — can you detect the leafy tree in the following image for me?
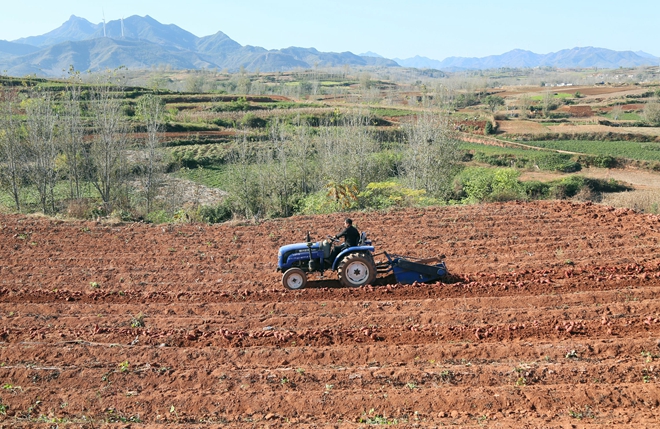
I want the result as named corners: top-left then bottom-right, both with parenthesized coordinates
top-left (484, 95), bottom-right (505, 112)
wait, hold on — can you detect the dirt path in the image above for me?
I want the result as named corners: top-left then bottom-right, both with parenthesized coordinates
top-left (1, 201), bottom-right (660, 427)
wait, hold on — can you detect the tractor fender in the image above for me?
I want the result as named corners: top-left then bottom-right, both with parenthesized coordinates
top-left (331, 246), bottom-right (375, 271)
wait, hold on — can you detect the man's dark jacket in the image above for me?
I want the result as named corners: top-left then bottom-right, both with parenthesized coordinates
top-left (336, 225), bottom-right (360, 247)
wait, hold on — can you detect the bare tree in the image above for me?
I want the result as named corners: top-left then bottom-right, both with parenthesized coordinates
top-left (317, 110), bottom-right (380, 191)
top-left (0, 87), bottom-right (27, 211)
top-left (518, 94), bottom-right (533, 119)
top-left (400, 107), bottom-right (461, 197)
top-left (289, 117), bottom-right (315, 194)
top-left (610, 104), bottom-right (624, 121)
top-left (643, 99), bottom-right (660, 126)
top-left (268, 118), bottom-right (293, 217)
top-left (225, 131), bottom-right (260, 218)
top-left (60, 70), bottom-right (87, 200)
top-left (542, 90), bottom-right (555, 118)
top-left (25, 88), bottom-right (59, 214)
top-left (87, 74), bottom-right (130, 211)
top-left (136, 94), bottom-right (165, 214)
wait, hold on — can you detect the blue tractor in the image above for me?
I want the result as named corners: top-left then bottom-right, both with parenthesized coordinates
top-left (277, 232), bottom-right (377, 289)
top-left (277, 232), bottom-right (450, 290)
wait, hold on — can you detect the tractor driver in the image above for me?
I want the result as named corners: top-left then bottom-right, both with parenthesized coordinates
top-left (330, 218), bottom-right (359, 261)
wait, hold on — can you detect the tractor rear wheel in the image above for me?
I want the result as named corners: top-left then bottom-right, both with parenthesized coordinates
top-left (338, 252), bottom-right (376, 288)
top-left (282, 267), bottom-right (307, 290)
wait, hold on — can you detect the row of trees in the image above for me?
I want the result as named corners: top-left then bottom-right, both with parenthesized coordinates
top-left (221, 108), bottom-right (462, 219)
top-left (2, 75), bottom-right (462, 221)
top-left (0, 74), bottom-right (165, 216)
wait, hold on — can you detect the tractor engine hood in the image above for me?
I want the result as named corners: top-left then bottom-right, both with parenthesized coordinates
top-left (278, 242), bottom-right (320, 254)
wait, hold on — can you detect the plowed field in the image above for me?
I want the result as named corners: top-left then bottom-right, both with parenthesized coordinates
top-left (2, 200), bottom-right (660, 428)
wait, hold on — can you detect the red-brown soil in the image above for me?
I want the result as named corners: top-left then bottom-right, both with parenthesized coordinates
top-left (559, 106), bottom-right (594, 118)
top-left (2, 201), bottom-right (660, 427)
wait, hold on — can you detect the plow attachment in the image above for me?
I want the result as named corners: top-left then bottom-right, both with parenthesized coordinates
top-left (376, 252), bottom-right (448, 284)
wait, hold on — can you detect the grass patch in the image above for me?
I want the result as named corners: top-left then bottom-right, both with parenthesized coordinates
top-left (175, 165), bottom-right (230, 189)
top-left (602, 112), bottom-right (642, 121)
top-left (0, 181), bottom-right (99, 214)
top-left (370, 108), bottom-right (414, 117)
top-left (462, 143), bottom-right (582, 172)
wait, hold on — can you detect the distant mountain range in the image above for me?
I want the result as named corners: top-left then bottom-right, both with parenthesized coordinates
top-left (0, 15), bottom-right (658, 77)
top-left (395, 48), bottom-right (659, 71)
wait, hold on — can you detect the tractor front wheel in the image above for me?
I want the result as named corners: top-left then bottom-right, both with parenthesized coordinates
top-left (338, 252), bottom-right (376, 288)
top-left (282, 267), bottom-right (307, 290)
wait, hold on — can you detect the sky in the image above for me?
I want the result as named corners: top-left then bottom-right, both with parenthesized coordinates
top-left (1, 0), bottom-right (658, 60)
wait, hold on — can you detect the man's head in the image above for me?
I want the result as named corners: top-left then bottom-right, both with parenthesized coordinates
top-left (344, 218), bottom-right (352, 227)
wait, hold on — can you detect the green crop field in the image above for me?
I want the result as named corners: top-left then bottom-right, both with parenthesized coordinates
top-left (460, 142), bottom-right (547, 156)
top-left (522, 140), bottom-right (660, 162)
top-left (531, 92), bottom-right (574, 101)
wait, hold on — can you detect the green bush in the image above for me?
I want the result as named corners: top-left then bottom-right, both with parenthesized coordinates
top-left (196, 202), bottom-right (233, 223)
top-left (549, 175), bottom-right (584, 199)
top-left (146, 210), bottom-right (172, 224)
top-left (522, 180), bottom-right (550, 199)
top-left (358, 181), bottom-right (437, 209)
top-left (210, 96), bottom-right (250, 112)
top-left (240, 113), bottom-right (267, 128)
top-left (484, 121), bottom-right (494, 135)
top-left (454, 167), bottom-right (525, 203)
top-left (212, 118), bottom-right (233, 127)
top-left (297, 191), bottom-right (341, 215)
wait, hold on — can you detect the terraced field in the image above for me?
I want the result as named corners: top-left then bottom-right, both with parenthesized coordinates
top-left (1, 201), bottom-right (660, 427)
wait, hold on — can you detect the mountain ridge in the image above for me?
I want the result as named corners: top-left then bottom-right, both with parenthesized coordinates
top-left (2, 15), bottom-right (658, 76)
top-left (395, 47), bottom-right (659, 70)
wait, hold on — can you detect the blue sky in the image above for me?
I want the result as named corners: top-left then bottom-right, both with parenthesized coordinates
top-left (2, 0), bottom-right (658, 60)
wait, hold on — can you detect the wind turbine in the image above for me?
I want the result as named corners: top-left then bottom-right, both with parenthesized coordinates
top-left (102, 8), bottom-right (106, 37)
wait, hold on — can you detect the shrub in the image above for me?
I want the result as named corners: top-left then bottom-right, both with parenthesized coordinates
top-left (454, 167), bottom-right (524, 203)
top-left (146, 210), bottom-right (172, 223)
top-left (484, 121), bottom-right (494, 135)
top-left (240, 113), bottom-right (267, 128)
top-left (549, 175), bottom-right (585, 199)
top-left (358, 181), bottom-right (437, 209)
top-left (522, 181), bottom-right (550, 199)
top-left (297, 191), bottom-right (341, 215)
top-left (212, 118), bottom-right (233, 128)
top-left (196, 202), bottom-right (233, 223)
top-left (210, 96), bottom-right (250, 112)
top-left (490, 168), bottom-right (525, 201)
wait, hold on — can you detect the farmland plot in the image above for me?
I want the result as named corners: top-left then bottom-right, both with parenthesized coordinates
top-left (1, 200), bottom-right (660, 427)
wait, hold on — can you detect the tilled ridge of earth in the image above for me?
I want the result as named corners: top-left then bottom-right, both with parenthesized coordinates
top-left (1, 200), bottom-right (660, 428)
